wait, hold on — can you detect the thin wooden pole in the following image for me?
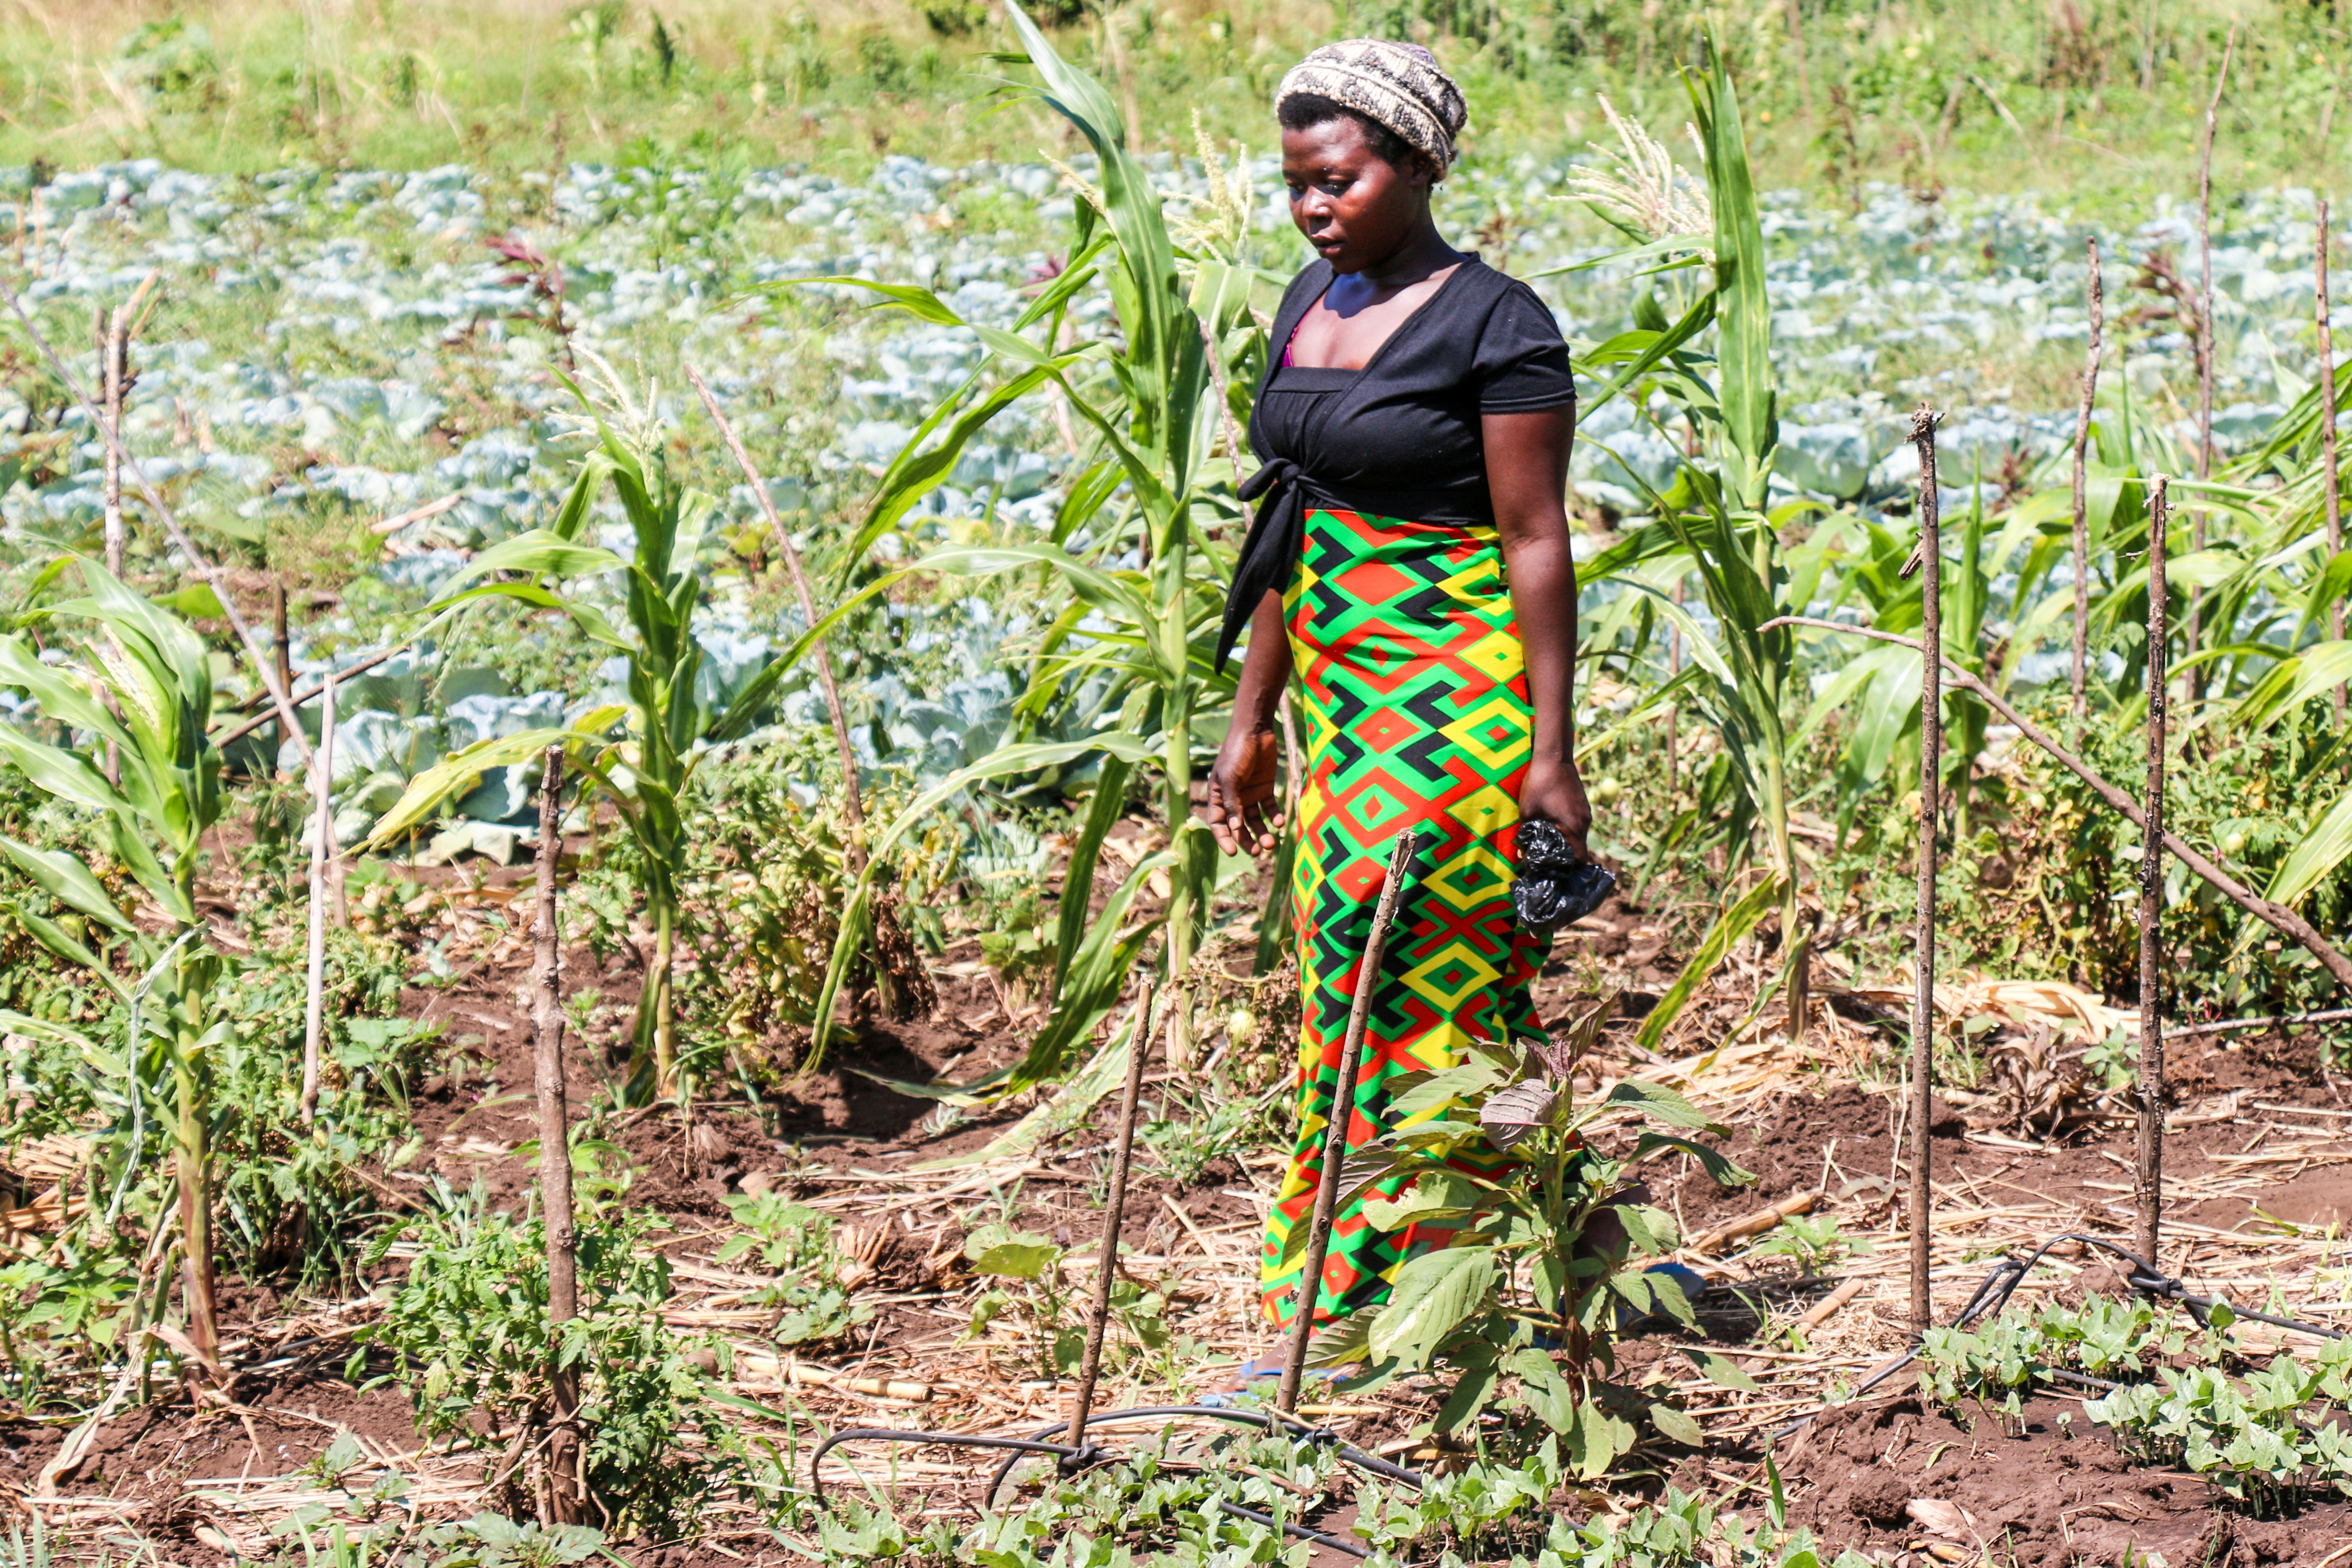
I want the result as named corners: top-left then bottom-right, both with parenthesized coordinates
top-left (2319, 199), bottom-right (2345, 726)
top-left (1277, 826), bottom-right (1421, 1415)
top-left (102, 309), bottom-right (126, 578)
top-left (532, 745), bottom-right (584, 1523)
top-left (2186, 30), bottom-right (2234, 695)
top-left (2071, 236), bottom-right (2102, 730)
top-left (2136, 475), bottom-right (2171, 1274)
top-left (1067, 976), bottom-right (1155, 1451)
top-left (272, 582), bottom-right (293, 753)
top-left (299, 671), bottom-right (337, 1125)
top-left (2195, 31), bottom-right (2233, 486)
top-left (683, 363), bottom-right (866, 868)
top-left (1907, 403), bottom-right (1942, 1337)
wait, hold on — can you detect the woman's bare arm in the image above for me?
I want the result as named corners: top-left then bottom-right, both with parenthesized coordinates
top-left (1206, 588), bottom-right (1293, 856)
top-left (1485, 403), bottom-right (1593, 857)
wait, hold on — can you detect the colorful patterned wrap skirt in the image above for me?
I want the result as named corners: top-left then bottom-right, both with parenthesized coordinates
top-left (1257, 506), bottom-right (1550, 1331)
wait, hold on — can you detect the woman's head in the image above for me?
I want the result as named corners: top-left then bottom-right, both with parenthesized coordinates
top-left (1274, 40), bottom-right (1465, 274)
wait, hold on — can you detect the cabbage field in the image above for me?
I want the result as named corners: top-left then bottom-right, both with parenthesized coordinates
top-left (5, 2), bottom-right (2352, 1566)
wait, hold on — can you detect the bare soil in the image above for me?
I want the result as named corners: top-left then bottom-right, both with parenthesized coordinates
top-left (1782, 1391), bottom-right (2352, 1566)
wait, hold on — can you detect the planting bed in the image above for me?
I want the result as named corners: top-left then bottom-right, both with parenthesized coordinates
top-left (1783, 1390), bottom-right (2352, 1566)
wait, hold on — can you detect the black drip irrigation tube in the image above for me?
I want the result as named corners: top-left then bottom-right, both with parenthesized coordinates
top-left (808, 1405), bottom-right (1424, 1558)
top-left (1774, 1230), bottom-right (2347, 1442)
top-left (809, 1230), bottom-right (2352, 1544)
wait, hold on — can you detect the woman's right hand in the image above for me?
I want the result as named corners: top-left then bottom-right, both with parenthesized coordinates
top-left (1206, 726), bottom-right (1283, 857)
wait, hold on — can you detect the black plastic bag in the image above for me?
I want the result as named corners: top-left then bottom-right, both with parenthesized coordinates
top-left (1512, 819), bottom-right (1616, 937)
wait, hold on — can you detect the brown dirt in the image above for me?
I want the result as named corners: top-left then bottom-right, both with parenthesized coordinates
top-left (1781, 1390), bottom-right (2352, 1565)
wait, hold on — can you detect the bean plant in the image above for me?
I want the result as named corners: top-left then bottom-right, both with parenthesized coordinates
top-left (1299, 994), bottom-right (1757, 1477)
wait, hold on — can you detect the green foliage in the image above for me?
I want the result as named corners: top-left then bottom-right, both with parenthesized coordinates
top-left (802, 3), bottom-right (1272, 1091)
top-left (2088, 1336), bottom-right (2352, 1512)
top-left (365, 364), bottom-right (805, 1101)
top-left (960, 1221), bottom-right (1170, 1380)
top-left (351, 1190), bottom-right (750, 1536)
top-left (0, 562), bottom-right (253, 1357)
top-left (716, 1192), bottom-right (875, 1347)
top-left (1361, 1457), bottom-right (1868, 1568)
top-left (1746, 1214), bottom-right (1870, 1277)
top-left (1919, 1296), bottom-right (2352, 1510)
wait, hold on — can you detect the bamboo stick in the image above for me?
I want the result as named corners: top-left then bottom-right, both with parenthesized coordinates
top-left (2137, 475), bottom-right (2171, 1274)
top-left (1277, 826), bottom-right (1420, 1415)
top-left (2070, 236), bottom-right (2101, 729)
top-left (532, 745), bottom-right (585, 1523)
top-left (2319, 199), bottom-right (2345, 726)
top-left (298, 671), bottom-right (337, 1125)
top-left (1908, 402), bottom-right (1942, 1336)
top-left (1687, 1190), bottom-right (1821, 1256)
top-left (1068, 977), bottom-right (1154, 1450)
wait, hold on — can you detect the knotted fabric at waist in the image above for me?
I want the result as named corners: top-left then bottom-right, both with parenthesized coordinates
top-left (1214, 459), bottom-right (1489, 672)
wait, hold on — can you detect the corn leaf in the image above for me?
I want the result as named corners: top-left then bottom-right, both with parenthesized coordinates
top-left (2268, 785), bottom-right (2352, 910)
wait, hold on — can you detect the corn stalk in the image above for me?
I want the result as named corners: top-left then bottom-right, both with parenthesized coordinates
top-left (788, 2), bottom-right (1259, 1093)
top-left (366, 386), bottom-right (783, 1102)
top-left (0, 564), bottom-right (232, 1363)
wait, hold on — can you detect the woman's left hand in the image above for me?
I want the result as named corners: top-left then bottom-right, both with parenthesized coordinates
top-left (1518, 754), bottom-right (1593, 860)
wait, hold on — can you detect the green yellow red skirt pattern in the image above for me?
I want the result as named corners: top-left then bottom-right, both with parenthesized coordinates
top-left (1257, 506), bottom-right (1549, 1331)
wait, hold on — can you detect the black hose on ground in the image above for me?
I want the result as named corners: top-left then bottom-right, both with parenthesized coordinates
top-left (809, 1405), bottom-right (1423, 1559)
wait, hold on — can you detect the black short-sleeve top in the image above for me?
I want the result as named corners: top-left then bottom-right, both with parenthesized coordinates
top-left (1217, 256), bottom-right (1575, 669)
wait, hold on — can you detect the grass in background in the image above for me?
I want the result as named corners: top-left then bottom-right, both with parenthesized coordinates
top-left (0, 0), bottom-right (2344, 202)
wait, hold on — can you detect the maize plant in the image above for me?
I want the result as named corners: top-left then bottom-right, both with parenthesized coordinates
top-left (367, 362), bottom-right (791, 1102)
top-left (789, 0), bottom-right (1267, 1091)
top-left (0, 563), bottom-right (233, 1362)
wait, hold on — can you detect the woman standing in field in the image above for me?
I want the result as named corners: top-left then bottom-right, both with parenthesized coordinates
top-left (1203, 40), bottom-right (1590, 1339)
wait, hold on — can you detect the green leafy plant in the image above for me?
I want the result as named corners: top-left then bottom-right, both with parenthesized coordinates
top-left (1747, 1214), bottom-right (1870, 1276)
top-left (0, 561), bottom-right (239, 1362)
top-left (350, 1187), bottom-right (748, 1536)
top-left (717, 1192), bottom-right (875, 1347)
top-left (1302, 994), bottom-right (1756, 1476)
top-left (794, 0), bottom-right (1268, 1092)
top-left (958, 1221), bottom-right (1168, 1380)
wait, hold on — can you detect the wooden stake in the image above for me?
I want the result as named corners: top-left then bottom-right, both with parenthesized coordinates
top-left (1907, 403), bottom-right (1942, 1337)
top-left (683, 364), bottom-right (866, 869)
top-left (1067, 976), bottom-right (1155, 1452)
top-left (2071, 237), bottom-right (2102, 729)
top-left (2136, 476), bottom-right (2170, 1274)
top-left (2319, 200), bottom-right (2345, 726)
top-left (272, 579), bottom-right (292, 702)
top-left (532, 745), bottom-right (585, 1523)
top-left (2186, 30), bottom-right (2234, 695)
top-left (299, 671), bottom-right (337, 1125)
top-left (1277, 826), bottom-right (1421, 1415)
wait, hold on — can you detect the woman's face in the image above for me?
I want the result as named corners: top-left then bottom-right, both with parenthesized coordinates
top-left (1280, 115), bottom-right (1430, 274)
